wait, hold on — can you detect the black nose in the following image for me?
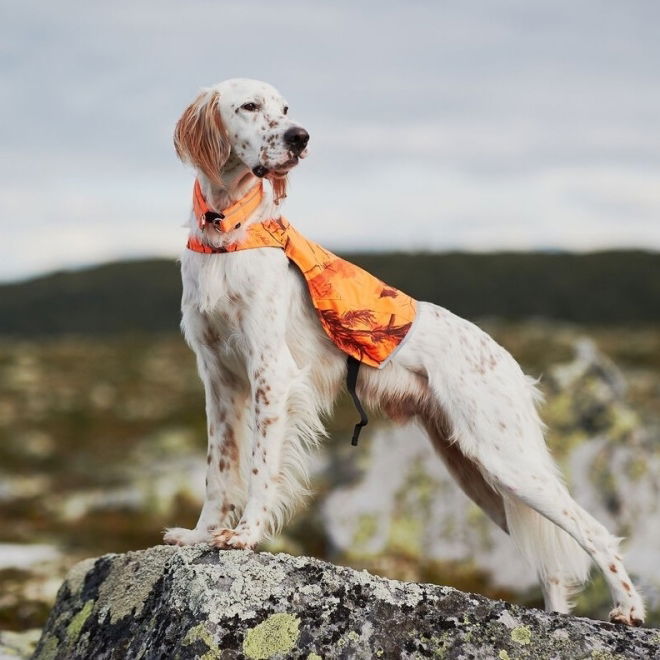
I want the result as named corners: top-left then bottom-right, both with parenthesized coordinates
top-left (252, 165), bottom-right (268, 177)
top-left (283, 126), bottom-right (309, 154)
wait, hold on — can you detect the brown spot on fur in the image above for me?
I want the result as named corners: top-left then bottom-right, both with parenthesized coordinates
top-left (219, 459), bottom-right (226, 471)
top-left (258, 416), bottom-right (278, 437)
top-left (255, 387), bottom-right (270, 406)
top-left (207, 454), bottom-right (211, 465)
top-left (222, 426), bottom-right (239, 462)
top-left (622, 581), bottom-right (631, 592)
top-left (220, 502), bottom-right (236, 516)
top-left (609, 564), bottom-right (618, 573)
top-left (253, 468), bottom-right (258, 475)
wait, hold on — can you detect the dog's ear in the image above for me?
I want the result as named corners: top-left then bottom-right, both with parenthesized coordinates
top-left (174, 90), bottom-right (230, 186)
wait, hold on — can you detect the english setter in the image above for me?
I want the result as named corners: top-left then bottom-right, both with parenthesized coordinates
top-left (164, 78), bottom-right (644, 625)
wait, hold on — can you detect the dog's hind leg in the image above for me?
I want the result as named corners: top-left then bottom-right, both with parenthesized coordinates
top-left (439, 380), bottom-right (643, 622)
top-left (403, 303), bottom-right (644, 623)
top-left (422, 415), bottom-right (508, 534)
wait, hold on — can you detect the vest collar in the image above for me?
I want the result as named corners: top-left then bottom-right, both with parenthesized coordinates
top-left (193, 179), bottom-right (263, 234)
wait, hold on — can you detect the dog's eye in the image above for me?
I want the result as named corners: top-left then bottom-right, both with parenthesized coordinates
top-left (241, 102), bottom-right (259, 112)
top-left (283, 106), bottom-right (289, 115)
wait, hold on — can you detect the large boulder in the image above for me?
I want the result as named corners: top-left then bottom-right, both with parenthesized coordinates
top-left (34, 546), bottom-right (660, 659)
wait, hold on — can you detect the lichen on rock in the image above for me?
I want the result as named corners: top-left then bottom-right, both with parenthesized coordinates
top-left (32, 545), bottom-right (660, 659)
top-left (243, 612), bottom-right (300, 659)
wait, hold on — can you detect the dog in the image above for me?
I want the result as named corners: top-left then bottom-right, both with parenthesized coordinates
top-left (163, 78), bottom-right (644, 626)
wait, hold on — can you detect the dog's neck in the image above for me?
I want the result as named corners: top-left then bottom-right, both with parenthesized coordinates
top-left (198, 157), bottom-right (260, 212)
top-left (191, 161), bottom-right (279, 247)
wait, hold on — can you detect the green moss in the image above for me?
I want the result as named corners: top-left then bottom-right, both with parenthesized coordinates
top-left (243, 612), bottom-right (300, 659)
top-left (66, 600), bottom-right (94, 642)
top-left (510, 625), bottom-right (532, 645)
top-left (307, 654), bottom-right (323, 660)
top-left (498, 651), bottom-right (511, 660)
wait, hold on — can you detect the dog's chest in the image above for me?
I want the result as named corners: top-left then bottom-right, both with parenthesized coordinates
top-left (181, 248), bottom-right (290, 338)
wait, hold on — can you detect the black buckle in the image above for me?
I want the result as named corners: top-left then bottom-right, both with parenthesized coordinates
top-left (204, 211), bottom-right (225, 228)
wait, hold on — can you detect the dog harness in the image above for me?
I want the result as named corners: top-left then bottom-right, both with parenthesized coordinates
top-left (187, 180), bottom-right (418, 443)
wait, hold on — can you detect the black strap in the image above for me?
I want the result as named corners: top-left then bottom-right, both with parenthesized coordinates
top-left (346, 356), bottom-right (368, 446)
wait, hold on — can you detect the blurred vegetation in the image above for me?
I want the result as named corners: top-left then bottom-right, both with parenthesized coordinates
top-left (1, 250), bottom-right (659, 336)
top-left (1, 253), bottom-right (659, 631)
top-left (1, 322), bottom-right (659, 630)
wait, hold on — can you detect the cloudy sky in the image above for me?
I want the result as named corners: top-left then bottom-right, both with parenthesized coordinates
top-left (2, 0), bottom-right (659, 281)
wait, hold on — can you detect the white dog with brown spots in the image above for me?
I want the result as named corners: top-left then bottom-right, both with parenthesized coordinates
top-left (164, 78), bottom-right (645, 626)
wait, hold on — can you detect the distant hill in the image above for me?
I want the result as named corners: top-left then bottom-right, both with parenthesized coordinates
top-left (0, 251), bottom-right (659, 336)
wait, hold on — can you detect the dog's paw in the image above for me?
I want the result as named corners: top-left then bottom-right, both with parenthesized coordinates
top-left (608, 605), bottom-right (645, 627)
top-left (163, 527), bottom-right (212, 546)
top-left (211, 527), bottom-right (256, 550)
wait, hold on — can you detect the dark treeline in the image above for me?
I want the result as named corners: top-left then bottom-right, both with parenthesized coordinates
top-left (0, 251), bottom-right (658, 336)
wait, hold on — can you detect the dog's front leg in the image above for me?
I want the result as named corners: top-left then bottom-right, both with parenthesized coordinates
top-left (164, 341), bottom-right (249, 546)
top-left (212, 342), bottom-right (298, 550)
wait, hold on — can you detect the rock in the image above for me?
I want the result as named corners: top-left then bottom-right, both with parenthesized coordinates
top-left (33, 546), bottom-right (660, 659)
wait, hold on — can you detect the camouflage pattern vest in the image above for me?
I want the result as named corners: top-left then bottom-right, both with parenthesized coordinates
top-left (187, 181), bottom-right (419, 442)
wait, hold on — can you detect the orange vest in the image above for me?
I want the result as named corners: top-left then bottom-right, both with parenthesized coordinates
top-left (187, 181), bottom-right (417, 369)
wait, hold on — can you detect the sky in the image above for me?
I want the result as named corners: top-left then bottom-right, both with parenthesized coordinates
top-left (2, 0), bottom-right (659, 281)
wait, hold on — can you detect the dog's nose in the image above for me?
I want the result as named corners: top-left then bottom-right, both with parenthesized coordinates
top-left (283, 126), bottom-right (309, 154)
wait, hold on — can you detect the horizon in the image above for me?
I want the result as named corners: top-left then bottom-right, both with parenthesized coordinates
top-left (2, 245), bottom-right (659, 287)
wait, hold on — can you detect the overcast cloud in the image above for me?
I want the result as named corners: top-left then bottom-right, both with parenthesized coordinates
top-left (2, 0), bottom-right (659, 281)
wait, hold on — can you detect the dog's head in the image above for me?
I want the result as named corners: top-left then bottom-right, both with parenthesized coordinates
top-left (174, 79), bottom-right (308, 200)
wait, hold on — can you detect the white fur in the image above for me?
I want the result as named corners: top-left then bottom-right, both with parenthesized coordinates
top-left (164, 79), bottom-right (645, 626)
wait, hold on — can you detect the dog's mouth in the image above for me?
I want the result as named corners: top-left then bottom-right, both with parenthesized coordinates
top-left (253, 152), bottom-right (305, 179)
top-left (271, 156), bottom-right (299, 177)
